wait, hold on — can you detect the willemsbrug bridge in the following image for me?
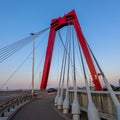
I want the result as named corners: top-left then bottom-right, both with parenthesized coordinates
top-left (0, 10), bottom-right (120, 120)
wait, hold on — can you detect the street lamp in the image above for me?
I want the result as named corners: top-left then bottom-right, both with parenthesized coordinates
top-left (30, 33), bottom-right (35, 95)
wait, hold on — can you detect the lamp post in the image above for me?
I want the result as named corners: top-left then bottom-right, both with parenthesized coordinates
top-left (30, 33), bottom-right (35, 96)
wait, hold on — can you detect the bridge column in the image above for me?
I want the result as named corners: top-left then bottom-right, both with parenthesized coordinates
top-left (40, 28), bottom-right (56, 90)
top-left (40, 10), bottom-right (102, 90)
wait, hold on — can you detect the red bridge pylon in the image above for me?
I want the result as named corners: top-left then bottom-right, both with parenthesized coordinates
top-left (40, 10), bottom-right (102, 91)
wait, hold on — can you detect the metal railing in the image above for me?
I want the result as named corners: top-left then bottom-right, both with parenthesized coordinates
top-left (0, 93), bottom-right (36, 118)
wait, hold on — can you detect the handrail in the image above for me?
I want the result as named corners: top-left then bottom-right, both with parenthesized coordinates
top-left (0, 93), bottom-right (36, 117)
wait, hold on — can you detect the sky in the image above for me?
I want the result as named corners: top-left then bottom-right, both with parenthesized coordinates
top-left (0, 0), bottom-right (120, 90)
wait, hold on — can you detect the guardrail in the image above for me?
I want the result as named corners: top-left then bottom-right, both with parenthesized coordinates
top-left (0, 93), bottom-right (37, 119)
top-left (69, 90), bottom-right (120, 120)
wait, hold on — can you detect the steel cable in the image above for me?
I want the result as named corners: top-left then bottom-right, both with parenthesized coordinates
top-left (0, 52), bottom-right (32, 89)
top-left (0, 29), bottom-right (49, 89)
top-left (0, 27), bottom-right (49, 63)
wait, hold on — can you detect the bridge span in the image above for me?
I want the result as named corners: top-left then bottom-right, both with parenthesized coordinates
top-left (0, 90), bottom-right (120, 120)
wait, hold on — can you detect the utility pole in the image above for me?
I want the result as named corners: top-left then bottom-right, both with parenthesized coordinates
top-left (30, 33), bottom-right (35, 95)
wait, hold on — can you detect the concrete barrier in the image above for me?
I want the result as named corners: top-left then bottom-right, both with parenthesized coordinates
top-left (69, 90), bottom-right (120, 120)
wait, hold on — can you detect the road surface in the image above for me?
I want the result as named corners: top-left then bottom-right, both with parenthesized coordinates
top-left (11, 91), bottom-right (69, 120)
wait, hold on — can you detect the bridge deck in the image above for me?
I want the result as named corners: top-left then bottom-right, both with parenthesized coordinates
top-left (11, 91), bottom-right (68, 120)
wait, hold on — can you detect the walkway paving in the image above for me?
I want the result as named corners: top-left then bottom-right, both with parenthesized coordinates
top-left (11, 92), bottom-right (67, 120)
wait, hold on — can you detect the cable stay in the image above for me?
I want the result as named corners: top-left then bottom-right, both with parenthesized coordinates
top-left (72, 28), bottom-right (78, 97)
top-left (0, 31), bottom-right (49, 89)
top-left (56, 40), bottom-right (60, 89)
top-left (58, 27), bottom-right (82, 82)
top-left (55, 31), bottom-right (67, 103)
top-left (86, 41), bottom-right (120, 120)
top-left (77, 37), bottom-right (100, 120)
top-left (71, 27), bottom-right (80, 120)
top-left (71, 28), bottom-right (84, 87)
top-left (59, 33), bottom-right (68, 95)
top-left (0, 52), bottom-right (32, 89)
top-left (66, 32), bottom-right (71, 89)
top-left (55, 28), bottom-right (70, 108)
top-left (34, 51), bottom-right (45, 76)
top-left (0, 27), bottom-right (49, 63)
top-left (63, 27), bottom-right (72, 114)
top-left (58, 27), bottom-right (84, 87)
top-left (58, 30), bottom-right (72, 62)
top-left (0, 27), bottom-right (49, 52)
top-left (32, 32), bottom-right (49, 79)
top-left (0, 39), bottom-right (32, 63)
top-left (24, 38), bottom-right (47, 90)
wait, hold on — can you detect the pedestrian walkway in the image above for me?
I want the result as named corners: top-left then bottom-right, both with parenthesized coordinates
top-left (11, 92), bottom-right (67, 120)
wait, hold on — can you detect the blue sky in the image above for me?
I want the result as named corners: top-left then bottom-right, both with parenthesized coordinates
top-left (0, 0), bottom-right (120, 89)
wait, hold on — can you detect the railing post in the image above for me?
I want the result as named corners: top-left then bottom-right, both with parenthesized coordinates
top-left (54, 88), bottom-right (60, 106)
top-left (57, 88), bottom-right (63, 109)
top-left (63, 88), bottom-right (70, 114)
top-left (72, 85), bottom-right (80, 120)
top-left (84, 78), bottom-right (100, 120)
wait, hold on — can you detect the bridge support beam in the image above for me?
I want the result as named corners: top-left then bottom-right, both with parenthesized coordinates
top-left (40, 29), bottom-right (56, 90)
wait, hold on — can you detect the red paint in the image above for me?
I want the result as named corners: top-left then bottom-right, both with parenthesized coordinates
top-left (40, 10), bottom-right (102, 90)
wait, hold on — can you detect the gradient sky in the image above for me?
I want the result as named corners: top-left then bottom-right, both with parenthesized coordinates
top-left (0, 0), bottom-right (120, 89)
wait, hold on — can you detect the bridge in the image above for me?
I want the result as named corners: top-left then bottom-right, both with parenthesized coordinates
top-left (0, 10), bottom-right (120, 120)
